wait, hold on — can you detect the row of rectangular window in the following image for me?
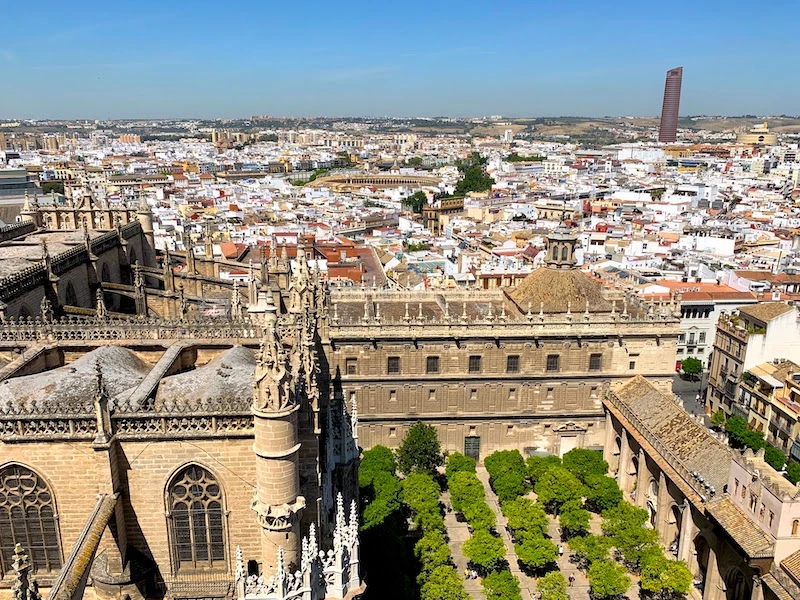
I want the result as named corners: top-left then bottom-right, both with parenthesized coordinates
top-left (367, 384), bottom-right (600, 403)
top-left (346, 353), bottom-right (606, 375)
top-left (678, 332), bottom-right (706, 344)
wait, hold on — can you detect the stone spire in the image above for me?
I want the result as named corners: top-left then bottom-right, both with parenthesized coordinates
top-left (20, 191), bottom-right (37, 223)
top-left (96, 288), bottom-right (107, 319)
top-left (93, 360), bottom-right (113, 444)
top-left (251, 317), bottom-right (306, 570)
top-left (289, 243), bottom-right (312, 316)
top-left (204, 221), bottom-right (213, 259)
top-left (231, 280), bottom-right (242, 320)
top-left (11, 544), bottom-right (42, 600)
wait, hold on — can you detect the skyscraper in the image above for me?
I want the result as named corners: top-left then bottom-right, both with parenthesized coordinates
top-left (658, 66), bottom-right (683, 143)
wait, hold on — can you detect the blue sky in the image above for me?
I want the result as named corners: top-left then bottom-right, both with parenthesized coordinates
top-left (0, 0), bottom-right (797, 119)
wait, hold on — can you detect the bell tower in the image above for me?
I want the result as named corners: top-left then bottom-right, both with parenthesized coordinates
top-left (251, 314), bottom-right (306, 571)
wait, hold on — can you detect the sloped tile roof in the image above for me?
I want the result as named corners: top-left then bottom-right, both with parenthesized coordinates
top-left (739, 302), bottom-right (793, 322)
top-left (706, 497), bottom-right (774, 559)
top-left (611, 376), bottom-right (733, 493)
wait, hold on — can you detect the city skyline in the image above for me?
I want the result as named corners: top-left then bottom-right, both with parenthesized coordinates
top-left (1, 0), bottom-right (798, 119)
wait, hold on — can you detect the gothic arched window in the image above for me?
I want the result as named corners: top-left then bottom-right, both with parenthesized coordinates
top-left (561, 245), bottom-right (568, 262)
top-left (167, 465), bottom-right (226, 571)
top-left (101, 263), bottom-right (111, 283)
top-left (65, 282), bottom-right (78, 307)
top-left (0, 465), bottom-right (62, 574)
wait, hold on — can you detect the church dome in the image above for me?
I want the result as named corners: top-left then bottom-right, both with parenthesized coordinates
top-left (509, 267), bottom-right (611, 313)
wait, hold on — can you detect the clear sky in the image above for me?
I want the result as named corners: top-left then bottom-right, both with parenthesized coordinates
top-left (1, 0), bottom-right (797, 119)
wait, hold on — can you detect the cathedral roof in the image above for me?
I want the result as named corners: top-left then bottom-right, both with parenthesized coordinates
top-left (609, 376), bottom-right (732, 494)
top-left (154, 346), bottom-right (255, 411)
top-left (509, 267), bottom-right (613, 313)
top-left (0, 346), bottom-right (149, 414)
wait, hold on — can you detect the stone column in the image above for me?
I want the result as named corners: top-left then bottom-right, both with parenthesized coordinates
top-left (704, 544), bottom-right (724, 600)
top-left (635, 448), bottom-right (648, 509)
top-left (618, 432), bottom-right (632, 494)
top-left (603, 411), bottom-right (614, 466)
top-left (656, 472), bottom-right (670, 540)
top-left (677, 503), bottom-right (695, 563)
top-left (751, 576), bottom-right (764, 600)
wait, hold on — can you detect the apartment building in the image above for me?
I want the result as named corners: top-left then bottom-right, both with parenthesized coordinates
top-left (643, 280), bottom-right (757, 369)
top-left (735, 359), bottom-right (799, 435)
top-left (707, 302), bottom-right (800, 417)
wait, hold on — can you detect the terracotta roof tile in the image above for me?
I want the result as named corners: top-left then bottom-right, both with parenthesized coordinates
top-left (610, 376), bottom-right (732, 493)
top-left (739, 302), bottom-right (793, 322)
top-left (706, 497), bottom-right (774, 558)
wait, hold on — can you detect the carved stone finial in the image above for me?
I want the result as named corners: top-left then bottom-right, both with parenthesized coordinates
top-left (12, 543), bottom-right (42, 600)
top-left (235, 546), bottom-right (245, 581)
top-left (39, 297), bottom-right (53, 323)
top-left (351, 396), bottom-right (358, 440)
top-left (96, 289), bottom-right (107, 319)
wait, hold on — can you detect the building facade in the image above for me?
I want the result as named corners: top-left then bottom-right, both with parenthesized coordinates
top-left (707, 303), bottom-right (800, 418)
top-left (604, 376), bottom-right (800, 600)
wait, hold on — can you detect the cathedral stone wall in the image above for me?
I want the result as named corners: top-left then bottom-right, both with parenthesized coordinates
top-left (0, 437), bottom-right (262, 586)
top-left (118, 439), bottom-right (260, 579)
top-left (0, 441), bottom-right (101, 581)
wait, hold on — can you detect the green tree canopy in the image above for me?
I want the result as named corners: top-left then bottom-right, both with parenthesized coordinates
top-left (537, 571), bottom-right (568, 600)
top-left (482, 570), bottom-right (522, 600)
top-left (725, 415), bottom-right (767, 451)
top-left (535, 467), bottom-right (585, 513)
top-left (41, 181), bottom-right (65, 195)
top-left (359, 445), bottom-right (396, 488)
top-left (568, 534), bottom-right (613, 569)
top-left (485, 450), bottom-right (527, 482)
top-left (584, 474), bottom-right (623, 512)
top-left (415, 508), bottom-right (445, 534)
top-left (527, 455), bottom-right (562, 485)
top-left (415, 531), bottom-right (452, 582)
top-left (405, 191), bottom-right (428, 214)
top-left (588, 560), bottom-right (631, 599)
top-left (446, 452), bottom-right (477, 480)
top-left (787, 460), bottom-right (800, 484)
top-left (562, 448), bottom-right (609, 482)
top-left (506, 153), bottom-right (545, 163)
top-left (484, 450), bottom-right (528, 502)
top-left (765, 445), bottom-right (787, 471)
top-left (680, 357), bottom-right (703, 376)
top-left (402, 472), bottom-right (441, 517)
top-left (462, 529), bottom-right (506, 573)
top-left (397, 421), bottom-right (443, 474)
top-left (710, 410), bottom-right (726, 428)
top-left (501, 498), bottom-right (548, 537)
top-left (515, 532), bottom-right (558, 572)
top-left (601, 502), bottom-right (659, 567)
top-left (421, 566), bottom-right (470, 600)
top-left (639, 552), bottom-right (693, 598)
top-left (361, 471), bottom-right (403, 531)
top-left (493, 471), bottom-right (528, 503)
top-left (558, 499), bottom-right (591, 538)
top-left (462, 499), bottom-right (496, 532)
top-left (449, 471), bottom-right (486, 513)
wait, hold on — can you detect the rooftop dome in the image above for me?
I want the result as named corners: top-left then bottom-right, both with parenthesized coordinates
top-left (509, 267), bottom-right (612, 313)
